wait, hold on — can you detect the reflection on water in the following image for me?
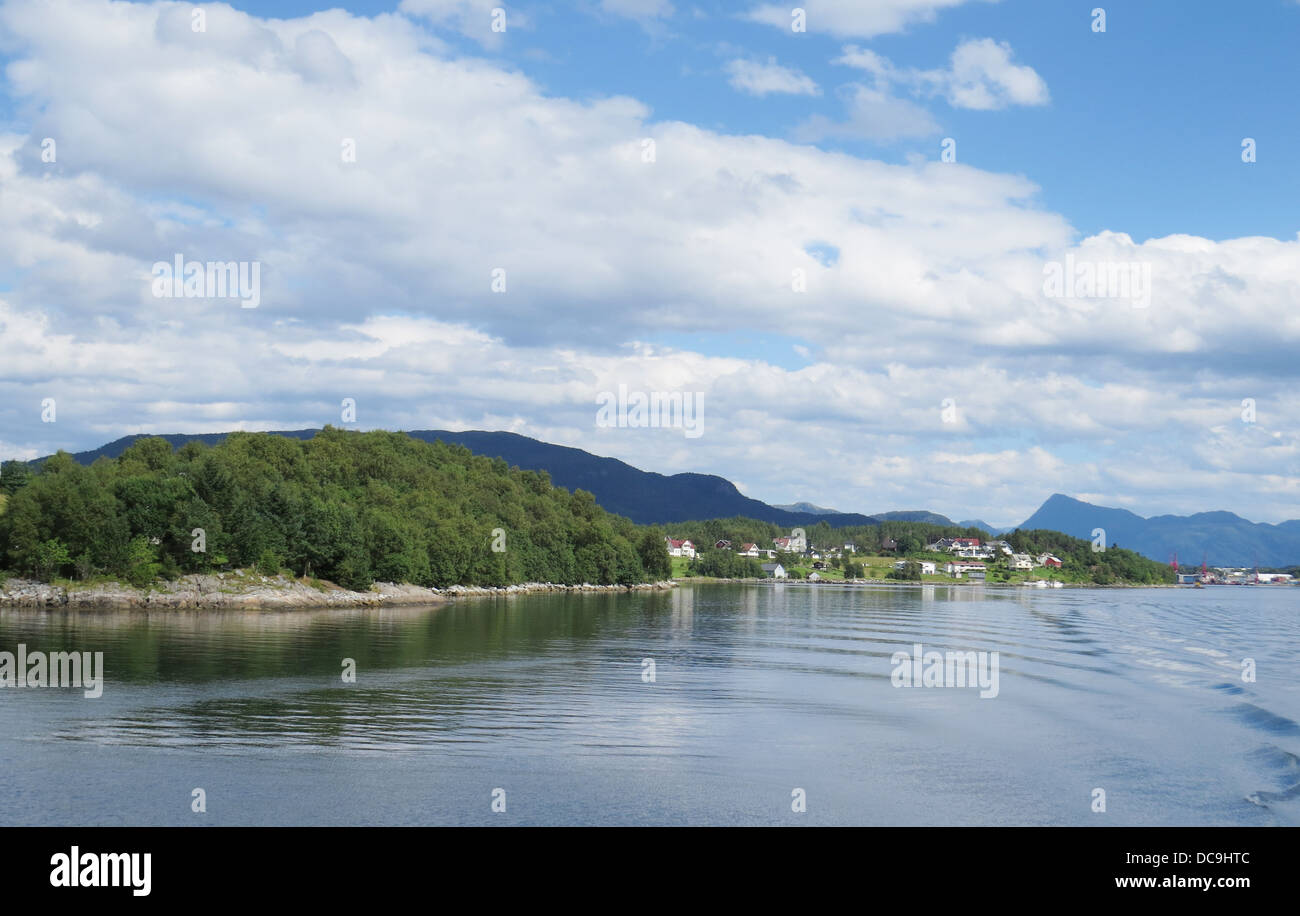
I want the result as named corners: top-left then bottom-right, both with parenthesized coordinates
top-left (1, 584), bottom-right (1297, 826)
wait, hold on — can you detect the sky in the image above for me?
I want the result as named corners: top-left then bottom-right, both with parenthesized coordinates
top-left (0, 0), bottom-right (1298, 527)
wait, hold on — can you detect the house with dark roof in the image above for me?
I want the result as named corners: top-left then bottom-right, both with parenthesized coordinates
top-left (760, 563), bottom-right (787, 579)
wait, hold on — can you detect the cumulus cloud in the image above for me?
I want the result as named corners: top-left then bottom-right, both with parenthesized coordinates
top-left (725, 57), bottom-right (820, 96)
top-left (805, 38), bottom-right (1044, 141)
top-left (0, 0), bottom-right (1295, 524)
top-left (836, 38), bottom-right (1049, 111)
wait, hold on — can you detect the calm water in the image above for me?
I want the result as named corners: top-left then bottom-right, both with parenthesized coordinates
top-left (1, 583), bottom-right (1297, 826)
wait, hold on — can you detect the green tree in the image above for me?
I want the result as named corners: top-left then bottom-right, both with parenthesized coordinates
top-left (31, 538), bottom-right (72, 581)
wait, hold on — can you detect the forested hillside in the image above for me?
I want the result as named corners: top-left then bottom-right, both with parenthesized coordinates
top-left (44, 428), bottom-right (878, 528)
top-left (0, 429), bottom-right (672, 589)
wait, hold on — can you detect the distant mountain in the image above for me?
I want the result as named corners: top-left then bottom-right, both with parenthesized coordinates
top-left (957, 519), bottom-right (1006, 535)
top-left (1017, 494), bottom-right (1300, 567)
top-left (406, 431), bottom-right (881, 527)
top-left (773, 502), bottom-right (843, 515)
top-left (869, 511), bottom-right (1006, 534)
top-left (872, 510), bottom-right (957, 526)
top-left (48, 429), bottom-right (877, 529)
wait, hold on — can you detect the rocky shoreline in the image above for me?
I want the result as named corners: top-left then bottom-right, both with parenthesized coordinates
top-left (0, 572), bottom-right (677, 610)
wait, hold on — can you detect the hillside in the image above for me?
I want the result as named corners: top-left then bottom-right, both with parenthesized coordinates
top-left (40, 428), bottom-right (878, 528)
top-left (0, 429), bottom-right (672, 589)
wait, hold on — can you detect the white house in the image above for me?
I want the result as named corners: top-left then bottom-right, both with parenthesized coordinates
top-left (1010, 553), bottom-right (1034, 571)
top-left (665, 538), bottom-right (696, 559)
top-left (807, 572), bottom-right (821, 581)
top-left (761, 563), bottom-right (787, 579)
top-left (738, 543), bottom-right (760, 558)
top-left (945, 561), bottom-right (987, 578)
top-left (893, 560), bottom-right (936, 575)
top-left (773, 532), bottom-right (807, 554)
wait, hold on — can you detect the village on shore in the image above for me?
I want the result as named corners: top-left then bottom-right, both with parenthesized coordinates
top-left (666, 533), bottom-right (1066, 585)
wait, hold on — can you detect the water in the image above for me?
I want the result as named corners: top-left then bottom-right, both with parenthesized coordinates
top-left (1, 583), bottom-right (1297, 825)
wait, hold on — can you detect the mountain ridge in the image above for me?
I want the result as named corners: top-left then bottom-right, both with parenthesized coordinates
top-left (24, 431), bottom-right (1297, 564)
top-left (1019, 493), bottom-right (1300, 567)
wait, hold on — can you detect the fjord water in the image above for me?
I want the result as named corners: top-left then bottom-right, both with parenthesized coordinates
top-left (1, 583), bottom-right (1297, 826)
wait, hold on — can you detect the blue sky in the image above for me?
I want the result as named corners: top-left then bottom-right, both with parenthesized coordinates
top-left (0, 0), bottom-right (1297, 525)
top-left (223, 0), bottom-right (1300, 243)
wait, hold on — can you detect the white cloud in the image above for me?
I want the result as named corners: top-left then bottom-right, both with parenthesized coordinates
top-left (0, 0), bottom-right (1296, 524)
top-left (399, 0), bottom-right (518, 47)
top-left (795, 83), bottom-right (940, 140)
top-left (925, 38), bottom-right (1049, 109)
top-left (837, 38), bottom-right (1049, 111)
top-left (746, 0), bottom-right (997, 39)
top-left (725, 57), bottom-right (820, 96)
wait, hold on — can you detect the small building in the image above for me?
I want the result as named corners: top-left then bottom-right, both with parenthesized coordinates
top-left (665, 538), bottom-right (696, 559)
top-left (738, 543), bottom-right (760, 558)
top-left (1010, 553), bottom-right (1034, 571)
top-left (945, 561), bottom-right (987, 578)
top-left (807, 572), bottom-right (821, 581)
top-left (894, 560), bottom-right (936, 575)
top-left (773, 532), bottom-right (807, 553)
top-left (881, 537), bottom-right (898, 551)
top-left (715, 540), bottom-right (732, 550)
top-left (761, 563), bottom-right (787, 579)
top-left (1038, 554), bottom-right (1063, 569)
top-left (812, 561), bottom-right (827, 570)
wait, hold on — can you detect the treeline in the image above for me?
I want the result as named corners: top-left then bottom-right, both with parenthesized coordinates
top-left (687, 547), bottom-right (764, 579)
top-left (0, 429), bottom-right (673, 589)
top-left (666, 517), bottom-right (992, 555)
top-left (1003, 528), bottom-right (1172, 584)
